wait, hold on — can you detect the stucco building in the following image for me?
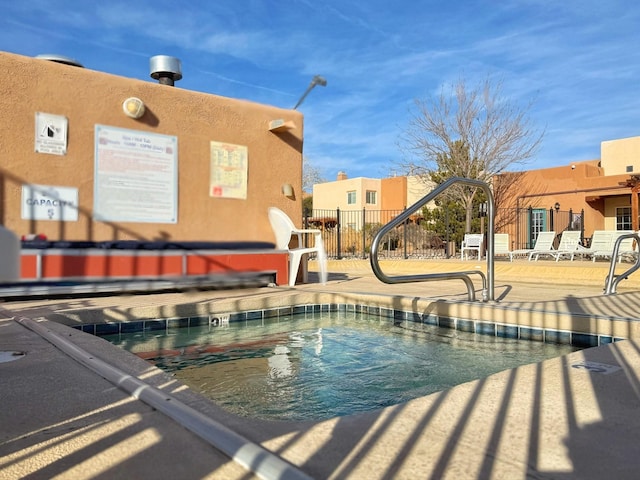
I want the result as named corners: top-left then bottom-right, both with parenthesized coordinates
top-left (0, 51), bottom-right (308, 284)
top-left (498, 135), bottom-right (640, 248)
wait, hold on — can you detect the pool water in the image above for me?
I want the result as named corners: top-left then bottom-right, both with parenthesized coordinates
top-left (103, 311), bottom-right (580, 421)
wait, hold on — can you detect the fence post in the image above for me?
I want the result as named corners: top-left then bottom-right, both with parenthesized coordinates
top-left (362, 208), bottom-right (367, 259)
top-left (403, 207), bottom-right (408, 259)
top-left (336, 207), bottom-right (342, 259)
top-left (445, 206), bottom-right (450, 258)
top-left (528, 206), bottom-right (533, 248)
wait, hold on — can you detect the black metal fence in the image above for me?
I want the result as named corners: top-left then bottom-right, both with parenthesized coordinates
top-left (303, 207), bottom-right (584, 259)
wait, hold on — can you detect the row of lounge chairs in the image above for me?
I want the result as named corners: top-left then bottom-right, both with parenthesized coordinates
top-left (462, 230), bottom-right (640, 262)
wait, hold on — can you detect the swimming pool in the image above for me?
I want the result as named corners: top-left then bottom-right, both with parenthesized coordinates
top-left (101, 308), bottom-right (580, 421)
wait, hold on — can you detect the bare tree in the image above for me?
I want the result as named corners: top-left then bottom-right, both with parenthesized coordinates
top-left (302, 156), bottom-right (326, 193)
top-left (399, 77), bottom-right (544, 232)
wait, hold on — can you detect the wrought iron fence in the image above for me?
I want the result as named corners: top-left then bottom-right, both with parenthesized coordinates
top-left (303, 207), bottom-right (584, 259)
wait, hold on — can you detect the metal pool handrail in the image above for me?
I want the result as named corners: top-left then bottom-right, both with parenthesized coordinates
top-left (604, 232), bottom-right (640, 294)
top-left (370, 177), bottom-right (495, 302)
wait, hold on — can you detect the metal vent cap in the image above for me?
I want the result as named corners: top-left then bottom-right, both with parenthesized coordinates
top-left (150, 55), bottom-right (182, 85)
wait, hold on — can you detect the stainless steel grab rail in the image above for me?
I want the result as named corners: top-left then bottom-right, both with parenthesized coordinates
top-left (369, 177), bottom-right (495, 302)
top-left (603, 232), bottom-right (640, 294)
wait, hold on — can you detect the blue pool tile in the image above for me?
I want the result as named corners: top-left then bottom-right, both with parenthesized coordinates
top-left (245, 310), bottom-right (264, 320)
top-left (80, 324), bottom-right (95, 334)
top-left (572, 333), bottom-right (599, 348)
top-left (190, 316), bottom-right (210, 326)
top-left (145, 320), bottom-right (167, 331)
top-left (228, 312), bottom-right (246, 323)
top-left (292, 305), bottom-right (307, 315)
top-left (423, 314), bottom-right (439, 326)
top-left (545, 329), bottom-right (572, 345)
top-left (476, 322), bottom-right (496, 336)
top-left (520, 327), bottom-right (544, 342)
top-left (439, 317), bottom-right (455, 329)
top-left (121, 321), bottom-right (145, 333)
top-left (167, 318), bottom-right (189, 329)
top-left (496, 324), bottom-right (519, 339)
top-left (95, 323), bottom-right (120, 336)
top-left (457, 319), bottom-right (475, 333)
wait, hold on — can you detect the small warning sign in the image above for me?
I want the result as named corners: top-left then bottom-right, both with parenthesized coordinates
top-left (35, 112), bottom-right (68, 155)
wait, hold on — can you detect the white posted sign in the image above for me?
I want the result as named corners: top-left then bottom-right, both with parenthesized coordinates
top-left (94, 125), bottom-right (178, 223)
top-left (35, 112), bottom-right (68, 155)
top-left (21, 184), bottom-right (79, 221)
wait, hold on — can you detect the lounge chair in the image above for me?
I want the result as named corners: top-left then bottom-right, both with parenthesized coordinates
top-left (494, 233), bottom-right (513, 261)
top-left (510, 231), bottom-right (556, 261)
top-left (460, 233), bottom-right (484, 260)
top-left (572, 230), bottom-right (614, 261)
top-left (268, 207), bottom-right (328, 286)
top-left (548, 230), bottom-right (582, 261)
top-left (589, 230), bottom-right (635, 263)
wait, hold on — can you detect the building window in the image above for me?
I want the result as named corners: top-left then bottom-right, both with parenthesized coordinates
top-left (616, 206), bottom-right (632, 230)
top-left (626, 165), bottom-right (634, 173)
top-left (365, 190), bottom-right (377, 205)
top-left (347, 191), bottom-right (356, 205)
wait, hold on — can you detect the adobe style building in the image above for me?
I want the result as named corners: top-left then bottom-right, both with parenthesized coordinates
top-left (0, 51), bottom-right (306, 284)
top-left (312, 172), bottom-right (434, 228)
top-left (498, 135), bottom-right (640, 248)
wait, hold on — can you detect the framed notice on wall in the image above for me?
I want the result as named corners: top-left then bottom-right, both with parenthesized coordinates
top-left (94, 125), bottom-right (178, 223)
top-left (209, 141), bottom-right (248, 199)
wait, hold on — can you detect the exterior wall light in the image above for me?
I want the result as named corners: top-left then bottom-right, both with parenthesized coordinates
top-left (122, 97), bottom-right (145, 119)
top-left (554, 202), bottom-right (560, 212)
top-left (282, 183), bottom-right (294, 198)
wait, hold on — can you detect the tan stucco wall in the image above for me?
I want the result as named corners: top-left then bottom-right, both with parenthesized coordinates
top-left (0, 51), bottom-right (304, 242)
top-left (601, 136), bottom-right (640, 176)
top-left (380, 177), bottom-right (406, 210)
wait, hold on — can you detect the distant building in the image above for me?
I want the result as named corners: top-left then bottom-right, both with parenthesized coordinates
top-left (311, 172), bottom-right (435, 229)
top-left (497, 135), bottom-right (640, 248)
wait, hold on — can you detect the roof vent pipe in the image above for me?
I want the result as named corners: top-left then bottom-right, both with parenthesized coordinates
top-left (149, 55), bottom-right (182, 86)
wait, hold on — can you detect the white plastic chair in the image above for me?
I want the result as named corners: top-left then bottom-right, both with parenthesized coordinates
top-left (460, 234), bottom-right (484, 260)
top-left (268, 207), bottom-right (327, 286)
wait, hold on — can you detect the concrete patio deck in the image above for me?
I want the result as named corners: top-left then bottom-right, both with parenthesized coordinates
top-left (1, 258), bottom-right (640, 479)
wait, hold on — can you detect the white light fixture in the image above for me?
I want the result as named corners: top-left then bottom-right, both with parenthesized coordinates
top-left (282, 183), bottom-right (294, 197)
top-left (122, 97), bottom-right (145, 119)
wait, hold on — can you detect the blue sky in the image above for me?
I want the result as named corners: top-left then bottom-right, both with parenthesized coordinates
top-left (2, 0), bottom-right (639, 181)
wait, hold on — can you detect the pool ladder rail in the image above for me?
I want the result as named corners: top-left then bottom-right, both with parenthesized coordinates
top-left (604, 232), bottom-right (640, 294)
top-left (370, 177), bottom-right (495, 302)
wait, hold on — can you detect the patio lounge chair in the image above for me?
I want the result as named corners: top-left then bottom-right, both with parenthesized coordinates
top-left (268, 207), bottom-right (328, 286)
top-left (548, 230), bottom-right (583, 261)
top-left (572, 230), bottom-right (614, 261)
top-left (460, 233), bottom-right (484, 260)
top-left (588, 230), bottom-right (635, 263)
top-left (510, 231), bottom-right (556, 261)
top-left (494, 233), bottom-right (513, 261)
